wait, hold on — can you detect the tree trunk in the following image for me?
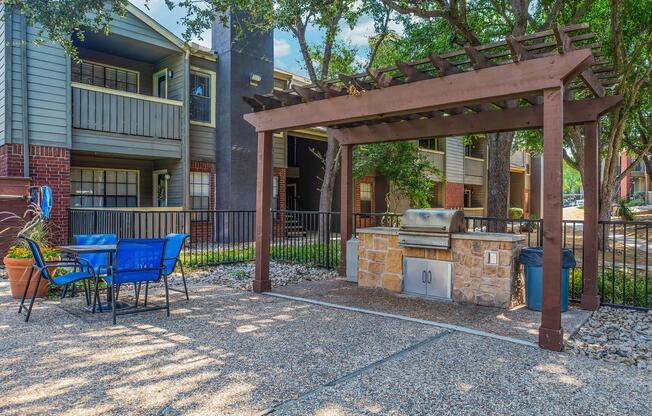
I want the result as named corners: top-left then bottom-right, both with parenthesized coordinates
top-left (486, 131), bottom-right (514, 232)
top-left (318, 134), bottom-right (341, 240)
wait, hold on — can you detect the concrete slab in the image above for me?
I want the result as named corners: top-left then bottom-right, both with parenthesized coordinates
top-left (273, 279), bottom-right (591, 344)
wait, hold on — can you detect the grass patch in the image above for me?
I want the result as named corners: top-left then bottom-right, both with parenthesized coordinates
top-left (180, 240), bottom-right (340, 269)
top-left (569, 268), bottom-right (652, 308)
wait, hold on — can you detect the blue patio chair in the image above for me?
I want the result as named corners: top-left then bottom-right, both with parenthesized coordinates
top-left (18, 237), bottom-right (96, 322)
top-left (143, 234), bottom-right (190, 306)
top-left (94, 238), bottom-right (169, 324)
top-left (61, 234), bottom-right (117, 300)
top-left (74, 234), bottom-right (117, 273)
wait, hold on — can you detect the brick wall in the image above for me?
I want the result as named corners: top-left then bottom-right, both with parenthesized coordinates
top-left (0, 144), bottom-right (70, 245)
top-left (190, 161), bottom-right (216, 243)
top-left (273, 167), bottom-right (287, 211)
top-left (444, 182), bottom-right (464, 209)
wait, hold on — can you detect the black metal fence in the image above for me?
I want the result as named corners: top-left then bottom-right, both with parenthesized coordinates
top-left (68, 209), bottom-right (652, 309)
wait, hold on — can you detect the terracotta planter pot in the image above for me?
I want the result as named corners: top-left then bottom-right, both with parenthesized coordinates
top-left (3, 257), bottom-right (58, 299)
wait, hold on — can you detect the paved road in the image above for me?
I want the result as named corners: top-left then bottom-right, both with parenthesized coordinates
top-left (0, 281), bottom-right (649, 415)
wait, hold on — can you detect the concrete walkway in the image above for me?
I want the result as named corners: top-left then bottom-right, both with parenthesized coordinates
top-left (0, 281), bottom-right (649, 415)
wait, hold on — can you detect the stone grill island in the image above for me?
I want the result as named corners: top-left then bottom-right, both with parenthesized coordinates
top-left (355, 210), bottom-right (527, 309)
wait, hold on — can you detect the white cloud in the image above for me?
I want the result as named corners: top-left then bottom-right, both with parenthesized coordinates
top-left (274, 38), bottom-right (292, 58)
top-left (340, 17), bottom-right (404, 46)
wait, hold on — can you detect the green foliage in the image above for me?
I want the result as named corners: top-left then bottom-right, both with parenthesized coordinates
top-left (563, 160), bottom-right (582, 195)
top-left (569, 268), bottom-right (652, 308)
top-left (616, 199), bottom-right (635, 221)
top-left (627, 197), bottom-right (646, 207)
top-left (307, 42), bottom-right (361, 80)
top-left (180, 240), bottom-right (340, 268)
top-left (353, 141), bottom-right (442, 209)
top-left (508, 207), bottom-right (524, 219)
top-left (4, 0), bottom-right (129, 61)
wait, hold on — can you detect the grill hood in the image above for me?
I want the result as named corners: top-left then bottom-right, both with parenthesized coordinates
top-left (398, 209), bottom-right (465, 249)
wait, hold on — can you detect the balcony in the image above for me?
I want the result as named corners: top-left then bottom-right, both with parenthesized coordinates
top-left (510, 149), bottom-right (526, 168)
top-left (464, 156), bottom-right (485, 185)
top-left (420, 149), bottom-right (445, 176)
top-left (72, 83), bottom-right (183, 141)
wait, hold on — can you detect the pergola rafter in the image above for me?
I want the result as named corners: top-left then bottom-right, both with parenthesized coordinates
top-left (242, 25), bottom-right (621, 352)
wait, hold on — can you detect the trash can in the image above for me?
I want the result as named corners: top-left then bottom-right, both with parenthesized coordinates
top-left (518, 247), bottom-right (576, 312)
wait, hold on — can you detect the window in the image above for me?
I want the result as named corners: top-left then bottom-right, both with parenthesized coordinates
top-left (72, 61), bottom-right (139, 93)
top-left (190, 172), bottom-right (211, 211)
top-left (274, 78), bottom-right (288, 90)
top-left (70, 168), bottom-right (138, 208)
top-left (190, 68), bottom-right (216, 126)
top-left (419, 138), bottom-right (443, 152)
top-left (359, 183), bottom-right (372, 213)
top-left (272, 176), bottom-right (279, 211)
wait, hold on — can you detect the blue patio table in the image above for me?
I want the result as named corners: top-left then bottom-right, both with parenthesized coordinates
top-left (56, 244), bottom-right (129, 312)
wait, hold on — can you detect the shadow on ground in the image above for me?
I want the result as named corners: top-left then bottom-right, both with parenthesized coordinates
top-left (0, 279), bottom-right (649, 415)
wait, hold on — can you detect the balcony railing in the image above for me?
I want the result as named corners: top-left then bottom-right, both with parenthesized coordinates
top-left (464, 156), bottom-right (484, 185)
top-left (420, 149), bottom-right (445, 173)
top-left (71, 82), bottom-right (183, 140)
top-left (510, 149), bottom-right (526, 167)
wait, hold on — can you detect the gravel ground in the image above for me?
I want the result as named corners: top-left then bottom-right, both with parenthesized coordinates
top-left (280, 331), bottom-right (652, 415)
top-left (1, 276), bottom-right (651, 415)
top-left (567, 306), bottom-right (652, 368)
top-left (175, 261), bottom-right (339, 291)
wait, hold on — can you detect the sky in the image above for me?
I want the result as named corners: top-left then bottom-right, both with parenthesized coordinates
top-left (131, 0), bottom-right (401, 78)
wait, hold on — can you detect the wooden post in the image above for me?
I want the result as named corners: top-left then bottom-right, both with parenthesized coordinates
top-left (339, 144), bottom-right (353, 276)
top-left (581, 121), bottom-right (601, 310)
top-left (253, 131), bottom-right (273, 293)
top-left (539, 87), bottom-right (564, 351)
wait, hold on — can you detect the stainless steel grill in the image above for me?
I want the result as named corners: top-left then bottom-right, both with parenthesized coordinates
top-left (398, 209), bottom-right (465, 249)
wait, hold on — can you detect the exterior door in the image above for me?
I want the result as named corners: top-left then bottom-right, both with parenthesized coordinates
top-left (286, 184), bottom-right (297, 211)
top-left (153, 170), bottom-right (169, 207)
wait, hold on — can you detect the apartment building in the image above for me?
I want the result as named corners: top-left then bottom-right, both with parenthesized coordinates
top-left (0, 4), bottom-right (219, 242)
top-left (0, 3), bottom-right (540, 244)
top-left (378, 137), bottom-right (536, 217)
top-left (619, 153), bottom-right (650, 202)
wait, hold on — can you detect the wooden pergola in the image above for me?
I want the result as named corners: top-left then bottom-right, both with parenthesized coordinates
top-left (243, 24), bottom-right (622, 351)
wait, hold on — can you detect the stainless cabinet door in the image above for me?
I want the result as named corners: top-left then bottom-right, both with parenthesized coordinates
top-left (425, 260), bottom-right (452, 299)
top-left (403, 257), bottom-right (427, 296)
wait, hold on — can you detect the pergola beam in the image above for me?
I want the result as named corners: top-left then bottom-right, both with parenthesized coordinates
top-left (244, 49), bottom-right (594, 132)
top-left (331, 96), bottom-right (623, 145)
top-left (554, 25), bottom-right (605, 97)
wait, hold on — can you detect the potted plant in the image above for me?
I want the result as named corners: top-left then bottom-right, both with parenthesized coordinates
top-left (4, 244), bottom-right (59, 299)
top-left (1, 197), bottom-right (58, 299)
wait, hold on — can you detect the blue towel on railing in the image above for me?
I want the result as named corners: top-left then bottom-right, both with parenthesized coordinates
top-left (40, 186), bottom-right (52, 219)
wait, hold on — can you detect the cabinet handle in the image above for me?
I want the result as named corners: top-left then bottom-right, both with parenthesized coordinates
top-left (422, 271), bottom-right (426, 283)
top-left (428, 271), bottom-right (432, 283)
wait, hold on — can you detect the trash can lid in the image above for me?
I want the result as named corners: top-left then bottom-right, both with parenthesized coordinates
top-left (518, 247), bottom-right (576, 268)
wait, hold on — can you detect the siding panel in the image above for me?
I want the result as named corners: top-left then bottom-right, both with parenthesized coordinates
top-left (445, 137), bottom-right (465, 183)
top-left (71, 86), bottom-right (181, 140)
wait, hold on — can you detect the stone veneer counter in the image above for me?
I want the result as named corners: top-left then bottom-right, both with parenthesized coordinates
top-left (356, 227), bottom-right (527, 308)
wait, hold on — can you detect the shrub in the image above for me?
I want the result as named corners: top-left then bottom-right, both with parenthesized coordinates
top-left (616, 199), bottom-right (635, 221)
top-left (508, 207), bottom-right (524, 219)
top-left (5, 245), bottom-right (59, 260)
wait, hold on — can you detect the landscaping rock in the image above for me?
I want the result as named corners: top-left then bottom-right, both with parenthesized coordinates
top-left (168, 261), bottom-right (339, 291)
top-left (567, 306), bottom-right (652, 368)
